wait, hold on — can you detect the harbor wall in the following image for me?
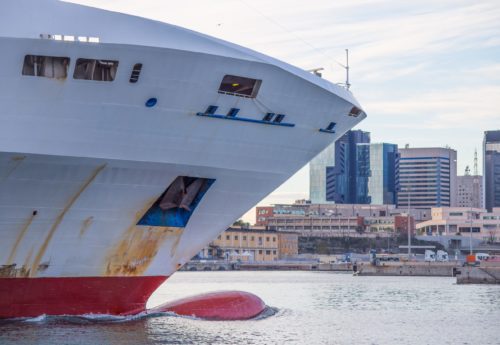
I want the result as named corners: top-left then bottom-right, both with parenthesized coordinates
top-left (456, 265), bottom-right (500, 284)
top-left (354, 262), bottom-right (457, 277)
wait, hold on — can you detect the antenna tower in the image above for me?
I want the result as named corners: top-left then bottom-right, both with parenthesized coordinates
top-left (345, 49), bottom-right (350, 90)
top-left (474, 149), bottom-right (478, 176)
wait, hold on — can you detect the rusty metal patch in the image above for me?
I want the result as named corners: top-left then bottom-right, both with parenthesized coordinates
top-left (104, 226), bottom-right (183, 276)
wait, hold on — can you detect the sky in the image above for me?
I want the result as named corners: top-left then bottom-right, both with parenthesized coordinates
top-left (69, 0), bottom-right (500, 223)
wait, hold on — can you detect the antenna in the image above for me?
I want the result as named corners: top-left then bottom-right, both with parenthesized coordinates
top-left (474, 149), bottom-right (478, 176)
top-left (345, 49), bottom-right (350, 90)
top-left (335, 49), bottom-right (351, 90)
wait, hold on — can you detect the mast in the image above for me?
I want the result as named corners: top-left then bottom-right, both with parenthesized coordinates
top-left (345, 49), bottom-right (350, 90)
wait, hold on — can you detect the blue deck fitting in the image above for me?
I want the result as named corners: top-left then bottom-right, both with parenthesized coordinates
top-left (262, 112), bottom-right (275, 122)
top-left (319, 128), bottom-right (336, 134)
top-left (227, 108), bottom-right (240, 117)
top-left (197, 107), bottom-right (295, 127)
top-left (319, 122), bottom-right (336, 134)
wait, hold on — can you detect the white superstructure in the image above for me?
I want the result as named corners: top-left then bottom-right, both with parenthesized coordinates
top-left (0, 0), bottom-right (366, 317)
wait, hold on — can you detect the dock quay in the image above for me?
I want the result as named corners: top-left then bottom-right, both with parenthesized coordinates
top-left (181, 260), bottom-right (320, 271)
top-left (353, 261), bottom-right (459, 277)
top-left (456, 263), bottom-right (500, 284)
top-left (181, 260), bottom-right (239, 271)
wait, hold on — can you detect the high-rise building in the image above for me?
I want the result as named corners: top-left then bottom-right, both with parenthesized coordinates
top-left (484, 130), bottom-right (500, 211)
top-left (309, 143), bottom-right (335, 204)
top-left (457, 174), bottom-right (483, 209)
top-left (309, 130), bottom-right (370, 204)
top-left (396, 147), bottom-right (457, 209)
top-left (357, 143), bottom-right (398, 205)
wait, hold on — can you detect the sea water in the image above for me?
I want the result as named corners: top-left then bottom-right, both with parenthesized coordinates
top-left (1, 271), bottom-right (499, 345)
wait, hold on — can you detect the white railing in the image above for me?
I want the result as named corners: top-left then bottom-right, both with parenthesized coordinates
top-left (39, 34), bottom-right (100, 43)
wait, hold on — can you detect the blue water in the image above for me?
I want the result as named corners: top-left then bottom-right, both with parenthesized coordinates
top-left (1, 271), bottom-right (499, 345)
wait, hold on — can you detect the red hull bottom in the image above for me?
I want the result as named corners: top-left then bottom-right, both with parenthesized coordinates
top-left (0, 276), bottom-right (168, 319)
top-left (151, 290), bottom-right (266, 320)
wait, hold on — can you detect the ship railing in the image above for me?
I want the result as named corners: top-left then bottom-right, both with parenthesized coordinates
top-left (39, 34), bottom-right (100, 43)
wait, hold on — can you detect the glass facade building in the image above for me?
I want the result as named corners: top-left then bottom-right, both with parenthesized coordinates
top-left (309, 143), bottom-right (335, 204)
top-left (309, 130), bottom-right (370, 204)
top-left (484, 130), bottom-right (500, 211)
top-left (357, 143), bottom-right (398, 205)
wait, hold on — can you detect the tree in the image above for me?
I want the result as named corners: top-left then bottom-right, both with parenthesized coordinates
top-left (233, 219), bottom-right (250, 228)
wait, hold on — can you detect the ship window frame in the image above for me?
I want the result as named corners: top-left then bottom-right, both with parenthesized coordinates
top-left (73, 58), bottom-right (119, 82)
top-left (218, 75), bottom-right (262, 98)
top-left (22, 55), bottom-right (70, 79)
top-left (129, 63), bottom-right (143, 83)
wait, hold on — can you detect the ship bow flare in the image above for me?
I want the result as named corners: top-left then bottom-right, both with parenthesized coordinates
top-left (0, 0), bottom-right (365, 318)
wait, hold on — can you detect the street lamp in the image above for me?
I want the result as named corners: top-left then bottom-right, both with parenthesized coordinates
top-left (407, 186), bottom-right (411, 258)
top-left (469, 198), bottom-right (473, 256)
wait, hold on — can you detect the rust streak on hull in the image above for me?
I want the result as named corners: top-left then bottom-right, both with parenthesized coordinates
top-left (22, 246), bottom-right (34, 274)
top-left (79, 216), bottom-right (94, 238)
top-left (170, 231), bottom-right (183, 258)
top-left (6, 212), bottom-right (36, 265)
top-left (0, 155), bottom-right (25, 183)
top-left (30, 164), bottom-right (106, 277)
top-left (105, 225), bottom-right (183, 276)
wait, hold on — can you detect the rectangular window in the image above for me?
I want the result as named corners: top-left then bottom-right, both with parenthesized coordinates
top-left (273, 250), bottom-right (277, 255)
top-left (226, 235), bottom-right (230, 240)
top-left (266, 237), bottom-right (270, 242)
top-left (243, 236), bottom-right (247, 241)
top-left (218, 75), bottom-right (262, 98)
top-left (266, 250), bottom-right (271, 255)
top-left (73, 58), bottom-right (119, 81)
top-left (251, 236), bottom-right (255, 241)
top-left (234, 235), bottom-right (238, 240)
top-left (272, 237), bottom-right (276, 242)
top-left (258, 250), bottom-right (263, 254)
top-left (22, 55), bottom-right (70, 79)
top-left (129, 63), bottom-right (142, 83)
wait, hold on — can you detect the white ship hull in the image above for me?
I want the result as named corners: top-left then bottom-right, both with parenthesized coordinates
top-left (0, 0), bottom-right (366, 317)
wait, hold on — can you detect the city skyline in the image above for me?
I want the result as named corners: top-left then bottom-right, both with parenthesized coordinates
top-left (68, 0), bottom-right (500, 222)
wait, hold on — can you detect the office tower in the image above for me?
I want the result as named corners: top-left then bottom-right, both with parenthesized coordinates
top-left (357, 143), bottom-right (398, 205)
top-left (484, 130), bottom-right (500, 211)
top-left (309, 130), bottom-right (370, 204)
top-left (397, 147), bottom-right (457, 209)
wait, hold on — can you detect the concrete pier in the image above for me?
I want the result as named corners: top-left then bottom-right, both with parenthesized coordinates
top-left (456, 264), bottom-right (500, 284)
top-left (354, 262), bottom-right (458, 277)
